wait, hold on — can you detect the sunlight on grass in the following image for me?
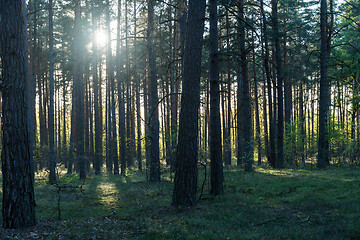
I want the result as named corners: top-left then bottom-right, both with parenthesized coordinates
top-left (256, 167), bottom-right (302, 176)
top-left (96, 182), bottom-right (120, 208)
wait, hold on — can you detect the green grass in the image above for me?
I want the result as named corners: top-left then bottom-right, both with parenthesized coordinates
top-left (1, 166), bottom-right (360, 239)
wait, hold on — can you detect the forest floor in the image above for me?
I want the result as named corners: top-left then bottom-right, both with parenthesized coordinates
top-left (0, 165), bottom-right (359, 240)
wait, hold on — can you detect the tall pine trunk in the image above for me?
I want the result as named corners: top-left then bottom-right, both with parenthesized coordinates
top-left (272, 0), bottom-right (284, 169)
top-left (0, 0), bottom-right (36, 228)
top-left (92, 0), bottom-right (101, 175)
top-left (223, 9), bottom-right (232, 166)
top-left (252, 33), bottom-right (262, 165)
top-left (172, 0), bottom-right (206, 207)
top-left (147, 0), bottom-right (160, 182)
top-left (117, 0), bottom-right (127, 175)
top-left (238, 0), bottom-right (253, 171)
top-left (318, 0), bottom-right (330, 168)
top-left (48, 0), bottom-right (56, 183)
top-left (134, 2), bottom-right (142, 171)
top-left (74, 0), bottom-right (86, 179)
top-left (209, 0), bottom-right (224, 195)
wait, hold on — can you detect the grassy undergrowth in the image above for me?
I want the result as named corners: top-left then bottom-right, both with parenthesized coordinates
top-left (0, 166), bottom-right (360, 239)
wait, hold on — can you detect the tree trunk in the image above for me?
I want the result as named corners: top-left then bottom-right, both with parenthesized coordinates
top-left (172, 0), bottom-right (206, 207)
top-left (170, 4), bottom-right (178, 172)
top-left (209, 0), bottom-right (224, 196)
top-left (38, 42), bottom-right (45, 150)
top-left (223, 9), bottom-right (232, 166)
top-left (284, 25), bottom-right (292, 131)
top-left (299, 82), bottom-right (305, 163)
top-left (252, 34), bottom-right (262, 165)
top-left (0, 0), bottom-right (36, 228)
top-left (272, 0), bottom-right (284, 169)
top-left (260, 0), bottom-right (275, 168)
top-left (238, 0), bottom-right (253, 171)
top-left (134, 1), bottom-right (142, 171)
top-left (318, 0), bottom-right (330, 168)
top-left (74, 0), bottom-right (86, 179)
top-left (29, 0), bottom-right (37, 173)
top-left (147, 0), bottom-right (160, 182)
top-left (92, 0), bottom-right (101, 175)
top-left (117, 0), bottom-right (127, 175)
top-left (48, 0), bottom-right (56, 183)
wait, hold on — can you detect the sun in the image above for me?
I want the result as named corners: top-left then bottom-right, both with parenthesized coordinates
top-left (94, 29), bottom-right (107, 46)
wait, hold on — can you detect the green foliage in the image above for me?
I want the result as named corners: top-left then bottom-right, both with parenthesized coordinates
top-left (328, 119), bottom-right (360, 165)
top-left (1, 167), bottom-right (360, 239)
top-left (328, 120), bottom-right (349, 164)
top-left (284, 120), bottom-right (308, 166)
top-left (35, 145), bottom-right (51, 169)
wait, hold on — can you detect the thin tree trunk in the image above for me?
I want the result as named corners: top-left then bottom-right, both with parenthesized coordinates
top-left (117, 0), bottom-right (127, 175)
top-left (299, 82), bottom-right (305, 163)
top-left (170, 4), bottom-right (178, 172)
top-left (223, 9), bottom-right (232, 166)
top-left (92, 0), bottom-right (101, 175)
top-left (29, 0), bottom-right (37, 172)
top-left (134, 1), bottom-right (142, 171)
top-left (209, 0), bottom-right (223, 195)
top-left (260, 0), bottom-right (275, 168)
top-left (238, 0), bottom-right (253, 171)
top-left (272, 0), bottom-right (284, 169)
top-left (261, 48), bottom-right (269, 162)
top-left (109, 4), bottom-right (119, 175)
top-left (84, 66), bottom-right (90, 172)
top-left (105, 0), bottom-right (113, 173)
top-left (147, 0), bottom-right (160, 182)
top-left (74, 0), bottom-right (86, 179)
top-left (318, 0), bottom-right (330, 168)
top-left (38, 41), bottom-right (45, 149)
top-left (252, 33), bottom-right (262, 165)
top-left (284, 22), bottom-right (292, 131)
top-left (48, 0), bottom-right (56, 183)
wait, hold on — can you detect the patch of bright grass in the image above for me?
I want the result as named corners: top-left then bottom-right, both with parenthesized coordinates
top-left (0, 166), bottom-right (359, 239)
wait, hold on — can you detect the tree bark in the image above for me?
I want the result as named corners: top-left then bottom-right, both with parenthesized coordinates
top-left (272, 0), bottom-right (284, 169)
top-left (74, 0), bottom-right (86, 179)
top-left (0, 0), bottom-right (36, 228)
top-left (209, 0), bottom-right (224, 195)
top-left (223, 9), bottom-right (232, 166)
top-left (252, 33), bottom-right (262, 165)
top-left (29, 0), bottom-right (37, 173)
top-left (92, 0), bottom-right (102, 175)
top-left (318, 0), bottom-right (330, 168)
top-left (48, 0), bottom-right (56, 183)
top-left (147, 0), bottom-right (160, 182)
top-left (172, 0), bottom-right (206, 207)
top-left (116, 0), bottom-right (127, 175)
top-left (260, 0), bottom-right (275, 168)
top-left (299, 82), bottom-right (305, 163)
top-left (134, 1), bottom-right (142, 171)
top-left (238, 0), bottom-right (253, 171)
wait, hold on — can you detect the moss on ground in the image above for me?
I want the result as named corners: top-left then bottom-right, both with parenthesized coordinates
top-left (0, 166), bottom-right (359, 239)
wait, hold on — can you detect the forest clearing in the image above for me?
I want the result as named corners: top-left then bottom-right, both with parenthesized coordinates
top-left (1, 166), bottom-right (359, 239)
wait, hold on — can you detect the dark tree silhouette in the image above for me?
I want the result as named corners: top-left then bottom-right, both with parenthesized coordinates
top-left (0, 0), bottom-right (36, 228)
top-left (172, 0), bottom-right (206, 207)
top-left (209, 0), bottom-right (224, 195)
top-left (318, 0), bottom-right (330, 168)
top-left (147, 0), bottom-right (161, 182)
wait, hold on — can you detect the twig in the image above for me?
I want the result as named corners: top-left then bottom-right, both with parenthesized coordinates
top-left (51, 182), bottom-right (86, 220)
top-left (299, 216), bottom-right (311, 223)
